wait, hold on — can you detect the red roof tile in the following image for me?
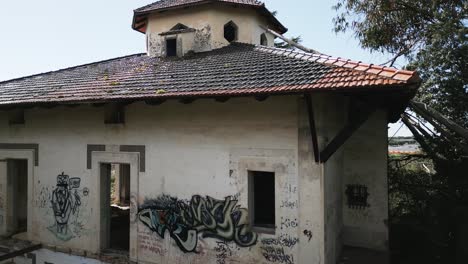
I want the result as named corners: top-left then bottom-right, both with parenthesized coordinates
top-left (0, 43), bottom-right (420, 107)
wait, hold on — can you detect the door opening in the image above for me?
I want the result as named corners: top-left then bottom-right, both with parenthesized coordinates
top-left (8, 159), bottom-right (28, 236)
top-left (101, 163), bottom-right (130, 252)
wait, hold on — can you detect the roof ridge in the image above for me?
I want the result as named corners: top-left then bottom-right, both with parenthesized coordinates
top-left (253, 44), bottom-right (420, 83)
top-left (0, 53), bottom-right (146, 85)
top-left (135, 0), bottom-right (264, 13)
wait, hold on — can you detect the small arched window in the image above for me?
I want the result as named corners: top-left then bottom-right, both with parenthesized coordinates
top-left (224, 21), bottom-right (238, 43)
top-left (260, 33), bottom-right (268, 46)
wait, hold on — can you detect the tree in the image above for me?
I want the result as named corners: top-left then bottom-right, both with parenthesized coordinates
top-left (333, 0), bottom-right (468, 128)
top-left (333, 1), bottom-right (468, 263)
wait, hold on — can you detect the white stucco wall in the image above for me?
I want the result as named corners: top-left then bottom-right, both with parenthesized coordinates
top-left (0, 96), bottom-right (318, 264)
top-left (318, 95), bottom-right (346, 264)
top-left (145, 5), bottom-right (276, 57)
top-left (342, 110), bottom-right (389, 251)
top-left (0, 94), bottom-right (390, 263)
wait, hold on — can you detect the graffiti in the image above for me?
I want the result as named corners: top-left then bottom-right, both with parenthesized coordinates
top-left (82, 187), bottom-right (89, 196)
top-left (48, 172), bottom-right (89, 241)
top-left (261, 246), bottom-right (294, 264)
top-left (261, 234), bottom-right (299, 249)
top-left (36, 186), bottom-right (51, 209)
top-left (138, 231), bottom-right (167, 256)
top-left (280, 200), bottom-right (298, 209)
top-left (280, 217), bottom-right (298, 230)
top-left (282, 183), bottom-right (297, 194)
top-left (303, 230), bottom-right (313, 242)
top-left (138, 195), bottom-right (257, 253)
top-left (214, 241), bottom-right (234, 264)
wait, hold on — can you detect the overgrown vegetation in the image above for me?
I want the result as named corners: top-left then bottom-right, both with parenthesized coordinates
top-left (333, 0), bottom-right (467, 127)
top-left (389, 154), bottom-right (468, 263)
top-left (333, 1), bottom-right (468, 263)
top-left (388, 154), bottom-right (446, 263)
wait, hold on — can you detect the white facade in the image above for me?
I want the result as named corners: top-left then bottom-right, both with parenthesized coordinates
top-left (0, 95), bottom-right (389, 264)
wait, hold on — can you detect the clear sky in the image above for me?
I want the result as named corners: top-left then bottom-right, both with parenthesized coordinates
top-left (0, 0), bottom-right (411, 136)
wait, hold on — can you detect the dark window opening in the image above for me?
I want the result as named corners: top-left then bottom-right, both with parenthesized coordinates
top-left (345, 184), bottom-right (370, 209)
top-left (224, 21), bottom-right (238, 43)
top-left (104, 104), bottom-right (125, 124)
top-left (166, 38), bottom-right (177, 57)
top-left (171, 23), bottom-right (189, 30)
top-left (8, 109), bottom-right (25, 125)
top-left (249, 171), bottom-right (275, 230)
top-left (101, 163), bottom-right (130, 252)
top-left (7, 159), bottom-right (28, 235)
top-left (260, 33), bottom-right (268, 46)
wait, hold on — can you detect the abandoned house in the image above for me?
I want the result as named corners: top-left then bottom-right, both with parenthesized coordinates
top-left (0, 0), bottom-right (421, 263)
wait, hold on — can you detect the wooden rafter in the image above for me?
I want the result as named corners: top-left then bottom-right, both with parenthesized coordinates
top-left (304, 94), bottom-right (320, 163)
top-left (411, 101), bottom-right (468, 141)
top-left (0, 244), bottom-right (42, 261)
top-left (259, 25), bottom-right (323, 55)
top-left (401, 115), bottom-right (443, 161)
top-left (319, 100), bottom-right (376, 163)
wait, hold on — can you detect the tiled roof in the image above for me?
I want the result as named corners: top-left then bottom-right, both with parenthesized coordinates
top-left (134, 0), bottom-right (264, 13)
top-left (0, 43), bottom-right (420, 107)
top-left (132, 0), bottom-right (287, 34)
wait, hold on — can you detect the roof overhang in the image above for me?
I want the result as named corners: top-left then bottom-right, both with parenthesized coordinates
top-left (132, 1), bottom-right (288, 35)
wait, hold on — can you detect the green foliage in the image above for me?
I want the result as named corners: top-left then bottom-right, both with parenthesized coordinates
top-left (388, 154), bottom-right (450, 263)
top-left (388, 154), bottom-right (468, 263)
top-left (334, 2), bottom-right (468, 261)
top-left (333, 0), bottom-right (468, 127)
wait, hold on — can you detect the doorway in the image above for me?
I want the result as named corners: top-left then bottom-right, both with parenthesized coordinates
top-left (2, 159), bottom-right (28, 236)
top-left (100, 163), bottom-right (130, 252)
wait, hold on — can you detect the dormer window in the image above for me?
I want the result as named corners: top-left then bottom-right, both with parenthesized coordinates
top-left (224, 21), bottom-right (238, 43)
top-left (166, 38), bottom-right (177, 57)
top-left (260, 33), bottom-right (268, 46)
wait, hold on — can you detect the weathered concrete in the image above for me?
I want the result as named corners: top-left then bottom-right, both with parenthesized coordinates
top-left (0, 93), bottom-right (391, 264)
top-left (146, 5), bottom-right (275, 57)
top-left (0, 96), bottom-right (308, 263)
top-left (342, 110), bottom-right (389, 251)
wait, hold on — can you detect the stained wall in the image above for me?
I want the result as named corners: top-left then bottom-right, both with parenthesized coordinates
top-left (342, 110), bottom-right (389, 251)
top-left (0, 94), bottom-right (390, 264)
top-left (145, 4), bottom-right (276, 57)
top-left (0, 96), bottom-right (318, 264)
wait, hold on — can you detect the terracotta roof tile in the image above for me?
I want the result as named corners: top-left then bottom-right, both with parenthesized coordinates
top-left (134, 0), bottom-right (264, 13)
top-left (0, 43), bottom-right (420, 106)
